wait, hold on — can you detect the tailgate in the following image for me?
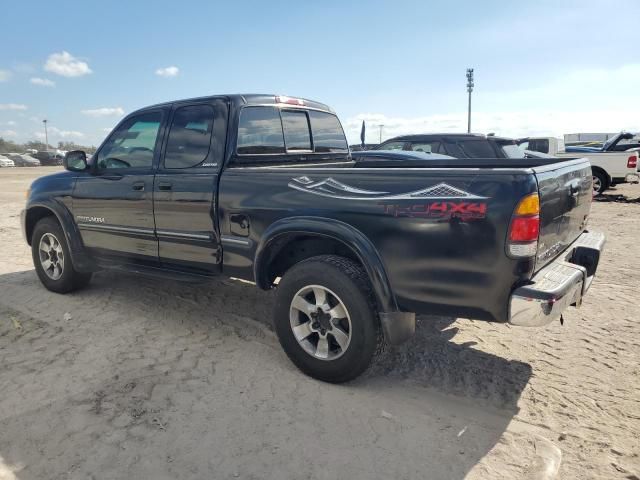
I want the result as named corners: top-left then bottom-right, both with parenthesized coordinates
top-left (533, 158), bottom-right (593, 270)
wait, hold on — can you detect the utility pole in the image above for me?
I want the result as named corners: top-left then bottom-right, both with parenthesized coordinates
top-left (466, 68), bottom-right (474, 133)
top-left (42, 119), bottom-right (49, 150)
top-left (378, 124), bottom-right (384, 143)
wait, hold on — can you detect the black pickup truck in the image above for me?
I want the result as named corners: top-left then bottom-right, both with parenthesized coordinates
top-left (22, 94), bottom-right (604, 382)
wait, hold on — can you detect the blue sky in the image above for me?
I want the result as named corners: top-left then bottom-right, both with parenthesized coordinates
top-left (1, 0), bottom-right (639, 146)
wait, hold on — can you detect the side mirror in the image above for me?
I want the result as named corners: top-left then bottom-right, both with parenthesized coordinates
top-left (64, 150), bottom-right (88, 172)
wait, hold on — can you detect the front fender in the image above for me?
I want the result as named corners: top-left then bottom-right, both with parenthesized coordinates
top-left (24, 199), bottom-right (96, 272)
top-left (254, 216), bottom-right (398, 314)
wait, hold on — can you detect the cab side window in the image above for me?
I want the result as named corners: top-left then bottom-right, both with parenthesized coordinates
top-left (164, 105), bottom-right (215, 169)
top-left (97, 112), bottom-right (162, 170)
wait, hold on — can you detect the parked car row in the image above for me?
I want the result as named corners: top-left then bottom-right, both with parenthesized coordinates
top-left (0, 151), bottom-right (70, 167)
top-left (355, 131), bottom-right (639, 194)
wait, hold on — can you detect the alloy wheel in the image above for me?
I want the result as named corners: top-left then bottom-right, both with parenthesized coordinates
top-left (39, 233), bottom-right (64, 280)
top-left (289, 285), bottom-right (352, 361)
top-left (592, 175), bottom-right (602, 194)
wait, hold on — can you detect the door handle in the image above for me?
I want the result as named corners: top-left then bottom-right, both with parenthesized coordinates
top-left (132, 182), bottom-right (145, 191)
top-left (158, 182), bottom-right (172, 191)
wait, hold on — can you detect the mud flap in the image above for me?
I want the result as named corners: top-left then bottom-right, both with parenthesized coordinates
top-left (379, 312), bottom-right (415, 345)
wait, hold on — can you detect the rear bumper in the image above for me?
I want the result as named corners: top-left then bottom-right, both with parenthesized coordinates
top-left (509, 231), bottom-right (605, 327)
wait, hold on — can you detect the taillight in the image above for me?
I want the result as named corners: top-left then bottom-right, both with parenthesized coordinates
top-left (627, 155), bottom-right (637, 169)
top-left (509, 217), bottom-right (540, 242)
top-left (507, 193), bottom-right (540, 258)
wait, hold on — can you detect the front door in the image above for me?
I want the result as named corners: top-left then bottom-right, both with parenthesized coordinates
top-left (153, 101), bottom-right (226, 273)
top-left (72, 109), bottom-right (167, 264)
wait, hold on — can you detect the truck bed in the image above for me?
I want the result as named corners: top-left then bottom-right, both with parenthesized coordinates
top-left (220, 154), bottom-right (593, 322)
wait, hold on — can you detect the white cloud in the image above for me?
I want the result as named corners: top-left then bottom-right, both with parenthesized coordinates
top-left (155, 66), bottom-right (179, 77)
top-left (5, 121), bottom-right (16, 126)
top-left (81, 107), bottom-right (125, 117)
top-left (102, 127), bottom-right (114, 133)
top-left (44, 51), bottom-right (92, 77)
top-left (0, 104), bottom-right (27, 111)
top-left (0, 70), bottom-right (11, 82)
top-left (35, 126), bottom-right (85, 139)
top-left (30, 77), bottom-right (56, 87)
top-left (0, 130), bottom-right (17, 137)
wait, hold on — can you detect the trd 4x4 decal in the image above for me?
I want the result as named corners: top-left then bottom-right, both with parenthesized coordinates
top-left (288, 176), bottom-right (489, 220)
top-left (381, 202), bottom-right (487, 220)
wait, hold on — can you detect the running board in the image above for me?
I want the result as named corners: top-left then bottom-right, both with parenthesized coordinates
top-left (97, 262), bottom-right (218, 284)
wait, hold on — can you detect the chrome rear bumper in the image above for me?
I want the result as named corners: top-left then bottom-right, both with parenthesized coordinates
top-left (509, 231), bottom-right (605, 327)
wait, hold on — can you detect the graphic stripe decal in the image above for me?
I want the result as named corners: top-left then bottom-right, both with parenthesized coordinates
top-left (288, 176), bottom-right (487, 200)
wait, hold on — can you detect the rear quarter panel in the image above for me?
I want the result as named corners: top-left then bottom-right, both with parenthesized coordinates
top-left (219, 166), bottom-right (538, 322)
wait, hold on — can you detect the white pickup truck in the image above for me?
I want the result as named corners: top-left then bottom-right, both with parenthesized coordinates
top-left (518, 135), bottom-right (639, 194)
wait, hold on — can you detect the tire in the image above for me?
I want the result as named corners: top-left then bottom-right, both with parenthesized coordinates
top-left (31, 217), bottom-right (92, 293)
top-left (592, 170), bottom-right (608, 195)
top-left (273, 255), bottom-right (382, 383)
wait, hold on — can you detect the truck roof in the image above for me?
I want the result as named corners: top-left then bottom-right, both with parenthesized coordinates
top-left (382, 133), bottom-right (489, 142)
top-left (139, 94), bottom-right (333, 114)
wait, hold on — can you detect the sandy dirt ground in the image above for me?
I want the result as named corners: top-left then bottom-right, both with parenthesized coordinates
top-left (0, 167), bottom-right (638, 480)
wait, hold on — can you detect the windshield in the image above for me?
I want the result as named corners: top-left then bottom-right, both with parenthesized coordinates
top-left (602, 134), bottom-right (620, 150)
top-left (501, 143), bottom-right (526, 158)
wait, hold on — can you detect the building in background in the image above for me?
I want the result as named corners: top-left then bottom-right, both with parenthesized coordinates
top-left (564, 132), bottom-right (618, 143)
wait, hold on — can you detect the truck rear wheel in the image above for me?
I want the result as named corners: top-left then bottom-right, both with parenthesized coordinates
top-left (31, 217), bottom-right (92, 293)
top-left (273, 255), bottom-right (381, 383)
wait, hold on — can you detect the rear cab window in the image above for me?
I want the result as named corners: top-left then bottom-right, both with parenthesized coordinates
top-left (236, 106), bottom-right (348, 161)
top-left (281, 110), bottom-right (312, 151)
top-left (237, 107), bottom-right (285, 155)
top-left (456, 140), bottom-right (496, 158)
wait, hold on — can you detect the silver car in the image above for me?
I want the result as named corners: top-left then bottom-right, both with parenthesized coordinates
top-left (0, 155), bottom-right (16, 167)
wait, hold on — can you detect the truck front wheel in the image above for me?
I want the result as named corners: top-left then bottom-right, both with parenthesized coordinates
top-left (31, 217), bottom-right (92, 293)
top-left (273, 255), bottom-right (382, 383)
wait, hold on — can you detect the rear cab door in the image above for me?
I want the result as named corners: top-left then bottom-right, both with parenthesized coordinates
top-left (153, 98), bottom-right (228, 273)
